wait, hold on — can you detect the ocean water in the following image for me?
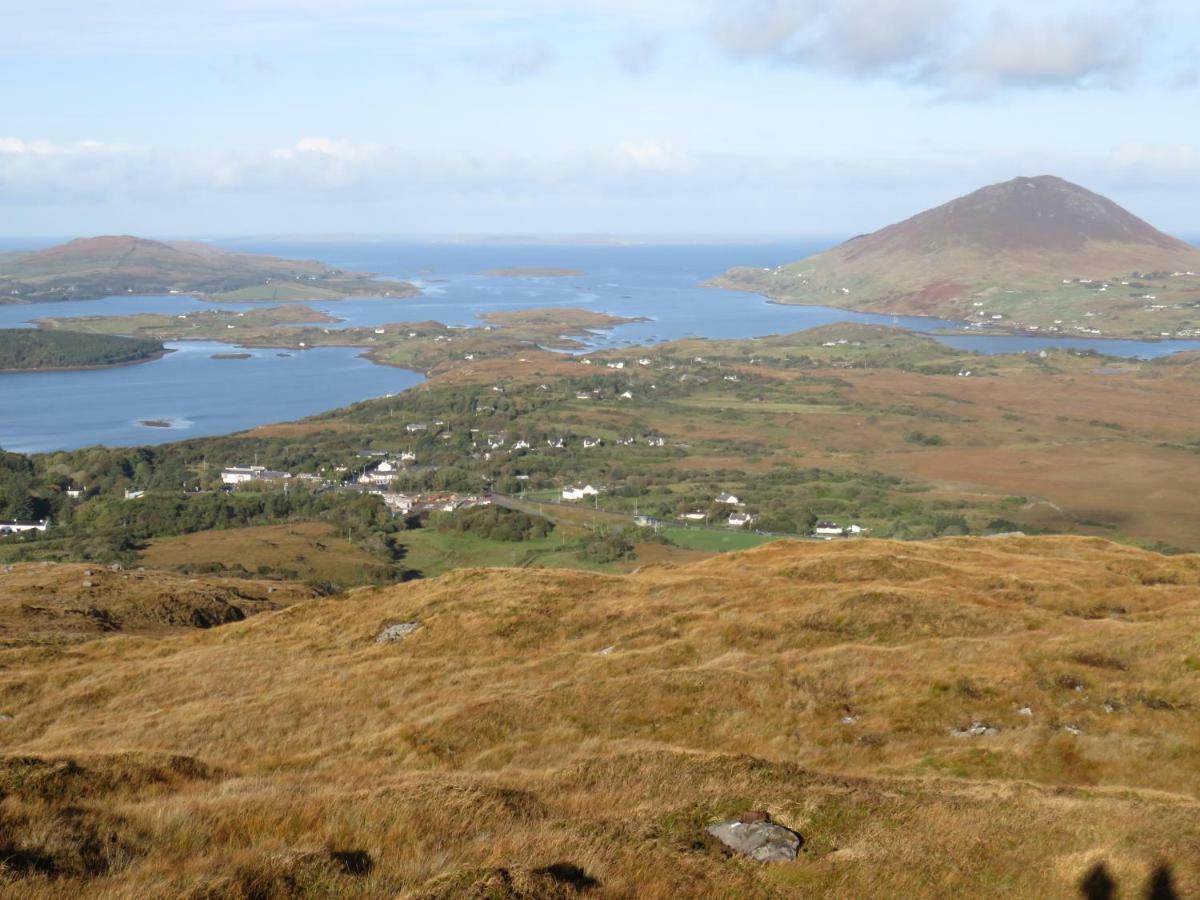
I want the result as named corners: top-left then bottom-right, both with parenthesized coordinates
top-left (2, 240), bottom-right (1198, 452)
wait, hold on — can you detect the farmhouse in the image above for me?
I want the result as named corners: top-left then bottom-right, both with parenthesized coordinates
top-left (0, 518), bottom-right (50, 535)
top-left (727, 512), bottom-right (755, 528)
top-left (814, 521), bottom-right (845, 537)
top-left (358, 460), bottom-right (406, 486)
top-left (221, 465), bottom-right (268, 485)
top-left (221, 466), bottom-right (292, 486)
top-left (562, 484), bottom-right (600, 501)
top-left (715, 492), bottom-right (741, 505)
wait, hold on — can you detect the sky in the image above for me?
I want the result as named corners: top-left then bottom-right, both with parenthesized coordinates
top-left (2, 0), bottom-right (1199, 239)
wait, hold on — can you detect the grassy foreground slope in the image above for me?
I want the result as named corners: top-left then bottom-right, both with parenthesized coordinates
top-left (0, 536), bottom-right (1197, 897)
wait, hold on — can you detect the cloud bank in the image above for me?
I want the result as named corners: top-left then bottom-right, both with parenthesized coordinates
top-left (708, 0), bottom-right (1150, 94)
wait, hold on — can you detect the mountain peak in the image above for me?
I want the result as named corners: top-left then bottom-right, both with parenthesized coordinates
top-left (854, 175), bottom-right (1190, 258)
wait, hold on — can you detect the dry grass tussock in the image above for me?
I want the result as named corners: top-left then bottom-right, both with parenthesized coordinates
top-left (0, 536), bottom-right (1198, 897)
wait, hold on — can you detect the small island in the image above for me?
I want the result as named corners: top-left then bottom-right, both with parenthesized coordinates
top-left (480, 266), bottom-right (585, 278)
top-left (0, 329), bottom-right (166, 372)
top-left (138, 419), bottom-right (174, 428)
top-left (210, 352), bottom-right (253, 360)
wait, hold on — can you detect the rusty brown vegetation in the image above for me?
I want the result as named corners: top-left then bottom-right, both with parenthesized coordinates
top-left (0, 536), bottom-right (1197, 897)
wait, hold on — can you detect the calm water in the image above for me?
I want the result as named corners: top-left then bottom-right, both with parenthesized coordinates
top-left (0, 341), bottom-right (422, 453)
top-left (3, 240), bottom-right (1200, 452)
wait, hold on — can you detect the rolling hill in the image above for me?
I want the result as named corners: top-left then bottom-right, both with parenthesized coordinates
top-left (0, 536), bottom-right (1197, 897)
top-left (0, 235), bottom-right (419, 303)
top-left (712, 175), bottom-right (1200, 338)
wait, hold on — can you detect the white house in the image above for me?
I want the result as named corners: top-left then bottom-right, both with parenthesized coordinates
top-left (715, 492), bottom-right (740, 505)
top-left (814, 521), bottom-right (845, 537)
top-left (400, 451), bottom-right (417, 463)
top-left (646, 435), bottom-right (665, 447)
top-left (406, 422), bottom-right (428, 433)
top-left (582, 438), bottom-right (602, 449)
top-left (0, 518), bottom-right (50, 534)
top-left (727, 512), bottom-right (755, 528)
top-left (359, 460), bottom-right (405, 486)
top-left (380, 493), bottom-right (415, 515)
top-left (221, 465), bottom-right (267, 485)
top-left (512, 439), bottom-right (531, 450)
top-left (562, 484), bottom-right (599, 501)
top-left (124, 489), bottom-right (146, 501)
top-left (680, 510), bottom-right (707, 521)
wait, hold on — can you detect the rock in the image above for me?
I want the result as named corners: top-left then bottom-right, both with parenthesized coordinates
top-left (596, 645), bottom-right (615, 656)
top-left (951, 721), bottom-right (998, 737)
top-left (109, 563), bottom-right (123, 572)
top-left (839, 715), bottom-right (859, 725)
top-left (83, 569), bottom-right (94, 577)
top-left (376, 621), bottom-right (423, 644)
top-left (81, 580), bottom-right (93, 589)
top-left (1017, 706), bottom-right (1033, 716)
top-left (706, 814), bottom-right (803, 863)
top-left (0, 714), bottom-right (12, 722)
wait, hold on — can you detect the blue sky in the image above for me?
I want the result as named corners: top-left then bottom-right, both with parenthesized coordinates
top-left (2, 0), bottom-right (1198, 238)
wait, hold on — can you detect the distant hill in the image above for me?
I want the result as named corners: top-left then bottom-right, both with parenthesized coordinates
top-left (712, 176), bottom-right (1200, 338)
top-left (0, 235), bottom-right (420, 303)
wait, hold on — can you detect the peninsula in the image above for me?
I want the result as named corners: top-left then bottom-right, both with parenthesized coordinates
top-left (0, 328), bottom-right (166, 371)
top-left (0, 235), bottom-right (421, 303)
top-left (711, 175), bottom-right (1200, 340)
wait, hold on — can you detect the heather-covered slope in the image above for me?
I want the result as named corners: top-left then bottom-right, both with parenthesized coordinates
top-left (0, 537), bottom-right (1197, 897)
top-left (713, 176), bottom-right (1200, 337)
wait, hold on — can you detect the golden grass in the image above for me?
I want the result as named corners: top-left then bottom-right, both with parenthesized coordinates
top-left (0, 537), bottom-right (1198, 896)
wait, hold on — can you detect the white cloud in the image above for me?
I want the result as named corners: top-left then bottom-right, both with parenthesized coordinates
top-left (619, 140), bottom-right (688, 170)
top-left (937, 11), bottom-right (1143, 93)
top-left (708, 0), bottom-right (1154, 94)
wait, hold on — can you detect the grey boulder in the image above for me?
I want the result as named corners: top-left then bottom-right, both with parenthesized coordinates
top-left (706, 818), bottom-right (803, 863)
top-left (376, 621), bottom-right (423, 644)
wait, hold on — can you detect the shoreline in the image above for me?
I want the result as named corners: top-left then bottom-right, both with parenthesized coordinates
top-left (737, 289), bottom-right (1196, 345)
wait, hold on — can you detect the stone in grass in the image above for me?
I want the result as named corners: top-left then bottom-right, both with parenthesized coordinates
top-left (376, 621), bottom-right (423, 644)
top-left (706, 811), bottom-right (803, 863)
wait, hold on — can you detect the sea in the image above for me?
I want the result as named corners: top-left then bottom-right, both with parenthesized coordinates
top-left (2, 239), bottom-right (1199, 453)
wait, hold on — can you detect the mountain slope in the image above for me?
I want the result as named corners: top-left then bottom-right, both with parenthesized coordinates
top-left (0, 235), bottom-right (419, 303)
top-left (0, 536), bottom-right (1197, 896)
top-left (713, 176), bottom-right (1200, 338)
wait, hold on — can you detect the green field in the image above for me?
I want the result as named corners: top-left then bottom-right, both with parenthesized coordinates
top-left (395, 526), bottom-right (617, 577)
top-left (658, 526), bottom-right (782, 552)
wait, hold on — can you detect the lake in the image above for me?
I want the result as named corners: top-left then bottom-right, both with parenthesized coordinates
top-left (3, 239), bottom-right (1200, 453)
